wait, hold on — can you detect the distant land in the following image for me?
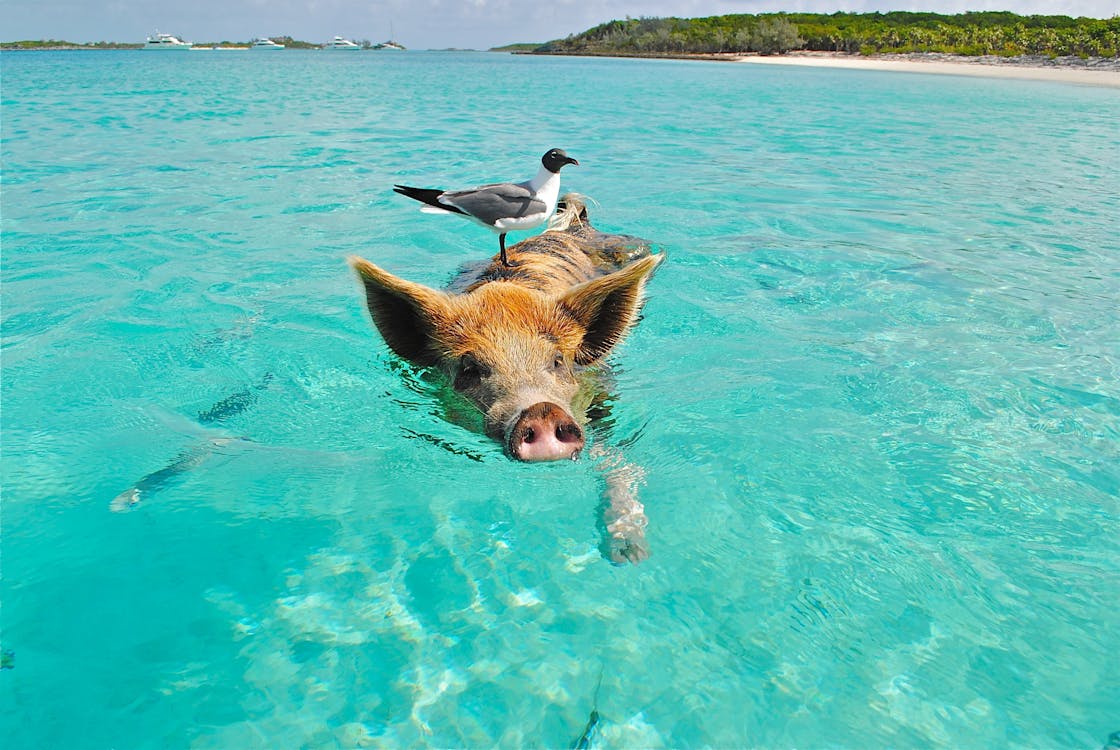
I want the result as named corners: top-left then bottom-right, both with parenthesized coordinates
top-left (1, 36), bottom-right (391, 50)
top-left (490, 43), bottom-right (541, 53)
top-left (2, 40), bottom-right (146, 50)
top-left (5, 13), bottom-right (1117, 59)
top-left (531, 11), bottom-right (1119, 59)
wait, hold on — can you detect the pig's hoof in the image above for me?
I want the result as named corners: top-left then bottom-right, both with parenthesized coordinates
top-left (110, 488), bottom-right (141, 513)
top-left (607, 529), bottom-right (649, 565)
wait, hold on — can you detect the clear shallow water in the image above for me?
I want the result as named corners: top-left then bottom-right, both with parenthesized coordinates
top-left (2, 50), bottom-right (1118, 748)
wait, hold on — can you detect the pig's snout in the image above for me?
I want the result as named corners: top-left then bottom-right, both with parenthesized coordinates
top-left (508, 402), bottom-right (584, 462)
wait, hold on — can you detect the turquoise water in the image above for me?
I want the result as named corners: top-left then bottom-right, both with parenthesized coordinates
top-left (2, 49), bottom-right (1118, 748)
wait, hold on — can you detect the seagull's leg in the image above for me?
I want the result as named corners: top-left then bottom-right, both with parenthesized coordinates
top-left (499, 233), bottom-right (514, 267)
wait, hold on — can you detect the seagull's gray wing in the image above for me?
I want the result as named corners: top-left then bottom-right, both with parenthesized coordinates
top-left (440, 181), bottom-right (546, 225)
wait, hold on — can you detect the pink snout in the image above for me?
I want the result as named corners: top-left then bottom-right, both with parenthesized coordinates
top-left (507, 402), bottom-right (585, 462)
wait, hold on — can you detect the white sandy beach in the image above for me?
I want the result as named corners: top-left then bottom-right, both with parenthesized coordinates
top-left (734, 52), bottom-right (1120, 88)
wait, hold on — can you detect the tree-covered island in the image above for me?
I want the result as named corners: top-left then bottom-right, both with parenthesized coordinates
top-left (533, 12), bottom-right (1119, 59)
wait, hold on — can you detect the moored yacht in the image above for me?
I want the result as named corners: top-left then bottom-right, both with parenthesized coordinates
top-left (144, 32), bottom-right (192, 50)
top-left (323, 36), bottom-right (361, 50)
top-left (250, 37), bottom-right (285, 50)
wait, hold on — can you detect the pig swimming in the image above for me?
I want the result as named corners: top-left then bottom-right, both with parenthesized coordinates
top-left (350, 195), bottom-right (663, 462)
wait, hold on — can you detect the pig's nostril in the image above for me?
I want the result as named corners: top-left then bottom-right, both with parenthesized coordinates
top-left (556, 423), bottom-right (582, 444)
top-left (524, 427), bottom-right (536, 443)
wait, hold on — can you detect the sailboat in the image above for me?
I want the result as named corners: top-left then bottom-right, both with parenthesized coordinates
top-left (373, 22), bottom-right (405, 50)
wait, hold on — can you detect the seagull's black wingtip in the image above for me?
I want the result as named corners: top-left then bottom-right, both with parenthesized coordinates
top-left (393, 185), bottom-right (465, 214)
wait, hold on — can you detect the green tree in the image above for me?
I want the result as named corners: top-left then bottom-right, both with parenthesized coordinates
top-left (750, 18), bottom-right (805, 55)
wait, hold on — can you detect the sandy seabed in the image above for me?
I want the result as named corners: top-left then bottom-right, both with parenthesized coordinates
top-left (733, 51), bottom-right (1120, 88)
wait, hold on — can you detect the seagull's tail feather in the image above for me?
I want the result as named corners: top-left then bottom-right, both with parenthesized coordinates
top-left (393, 185), bottom-right (466, 215)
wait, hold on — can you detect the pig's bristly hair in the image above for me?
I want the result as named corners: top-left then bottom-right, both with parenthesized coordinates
top-left (547, 193), bottom-right (594, 232)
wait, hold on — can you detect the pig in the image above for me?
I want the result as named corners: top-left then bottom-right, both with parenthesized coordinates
top-left (350, 194), bottom-right (663, 562)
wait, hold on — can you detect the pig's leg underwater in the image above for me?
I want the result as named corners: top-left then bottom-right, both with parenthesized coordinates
top-left (109, 374), bottom-right (271, 512)
top-left (592, 444), bottom-right (649, 564)
top-left (585, 383), bottom-right (650, 564)
top-left (110, 438), bottom-right (241, 512)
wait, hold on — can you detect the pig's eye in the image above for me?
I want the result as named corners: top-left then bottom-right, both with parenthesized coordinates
top-left (551, 353), bottom-right (566, 371)
top-left (455, 355), bottom-right (486, 389)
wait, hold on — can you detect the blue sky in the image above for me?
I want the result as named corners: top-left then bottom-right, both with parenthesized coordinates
top-left (2, 0), bottom-right (1114, 49)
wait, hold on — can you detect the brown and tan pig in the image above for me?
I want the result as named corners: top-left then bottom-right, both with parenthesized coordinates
top-left (350, 195), bottom-right (663, 463)
top-left (350, 196), bottom-right (663, 563)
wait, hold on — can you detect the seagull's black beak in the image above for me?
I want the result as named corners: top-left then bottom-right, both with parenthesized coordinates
top-left (566, 156), bottom-right (580, 167)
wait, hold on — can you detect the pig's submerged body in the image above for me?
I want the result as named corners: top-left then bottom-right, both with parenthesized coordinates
top-left (351, 195), bottom-right (663, 562)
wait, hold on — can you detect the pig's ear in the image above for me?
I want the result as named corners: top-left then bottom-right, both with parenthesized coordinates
top-left (559, 253), bottom-right (664, 366)
top-left (349, 256), bottom-right (448, 367)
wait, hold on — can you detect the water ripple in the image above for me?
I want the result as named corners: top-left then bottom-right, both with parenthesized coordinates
top-left (2, 51), bottom-right (1118, 750)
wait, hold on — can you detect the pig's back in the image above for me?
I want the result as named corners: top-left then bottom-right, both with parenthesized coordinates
top-left (450, 225), bottom-right (655, 296)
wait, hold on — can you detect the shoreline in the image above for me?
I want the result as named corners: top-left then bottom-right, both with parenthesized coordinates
top-left (6, 45), bottom-right (1120, 87)
top-left (729, 51), bottom-right (1120, 88)
top-left (525, 49), bottom-right (1120, 87)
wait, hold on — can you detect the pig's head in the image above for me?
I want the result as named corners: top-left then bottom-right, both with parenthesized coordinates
top-left (350, 254), bottom-right (663, 461)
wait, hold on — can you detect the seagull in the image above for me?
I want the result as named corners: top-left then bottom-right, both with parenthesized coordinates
top-left (393, 148), bottom-right (579, 267)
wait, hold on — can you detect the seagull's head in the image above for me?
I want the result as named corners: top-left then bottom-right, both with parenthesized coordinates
top-left (542, 148), bottom-right (579, 174)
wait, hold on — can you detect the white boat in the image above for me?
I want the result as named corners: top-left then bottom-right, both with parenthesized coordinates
top-left (144, 32), bottom-right (192, 50)
top-left (250, 37), bottom-right (285, 50)
top-left (374, 23), bottom-right (404, 50)
top-left (323, 36), bottom-right (361, 50)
